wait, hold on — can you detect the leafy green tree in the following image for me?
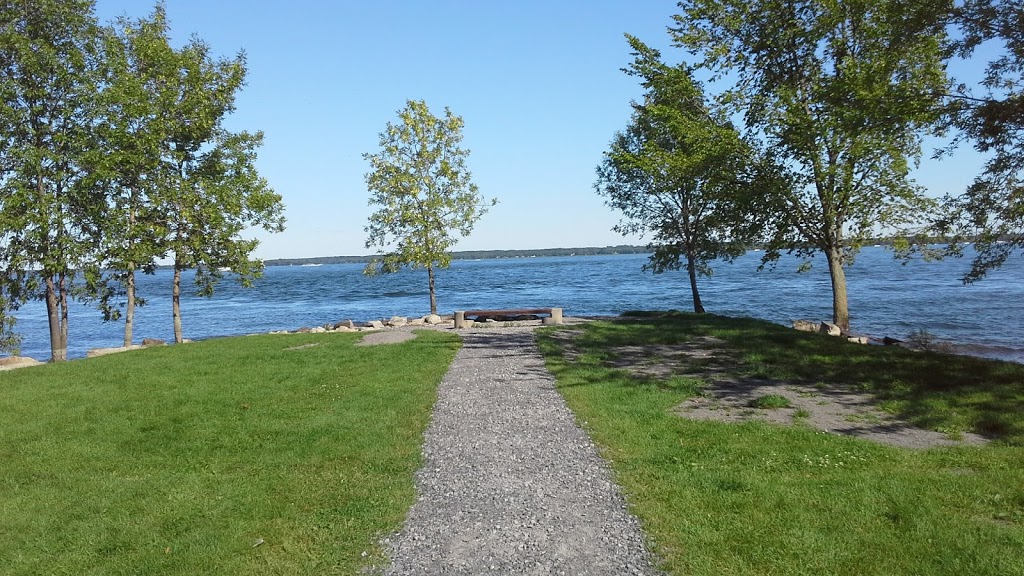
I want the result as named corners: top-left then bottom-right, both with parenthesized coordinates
top-left (157, 42), bottom-right (284, 343)
top-left (672, 0), bottom-right (950, 331)
top-left (933, 0), bottom-right (1024, 282)
top-left (0, 0), bottom-right (104, 361)
top-left (363, 99), bottom-right (494, 315)
top-left (83, 4), bottom-right (176, 347)
top-left (597, 35), bottom-right (763, 313)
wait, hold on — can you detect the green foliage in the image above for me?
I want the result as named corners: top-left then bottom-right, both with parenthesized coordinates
top-left (363, 99), bottom-right (494, 314)
top-left (538, 318), bottom-right (1024, 575)
top-left (596, 35), bottom-right (765, 313)
top-left (0, 0), bottom-right (104, 360)
top-left (933, 0), bottom-right (1024, 282)
top-left (671, 0), bottom-right (950, 329)
top-left (0, 330), bottom-right (460, 574)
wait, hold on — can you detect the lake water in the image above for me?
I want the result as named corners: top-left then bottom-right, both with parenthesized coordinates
top-left (6, 247), bottom-right (1024, 363)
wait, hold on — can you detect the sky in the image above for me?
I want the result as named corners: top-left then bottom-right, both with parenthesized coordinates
top-left (92, 0), bottom-right (989, 261)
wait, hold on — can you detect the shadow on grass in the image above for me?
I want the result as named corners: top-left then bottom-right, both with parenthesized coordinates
top-left (543, 312), bottom-right (1024, 445)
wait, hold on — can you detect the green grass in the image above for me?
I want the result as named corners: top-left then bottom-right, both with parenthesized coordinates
top-left (0, 331), bottom-right (459, 575)
top-left (538, 314), bottom-right (1024, 576)
top-left (750, 394), bottom-right (792, 409)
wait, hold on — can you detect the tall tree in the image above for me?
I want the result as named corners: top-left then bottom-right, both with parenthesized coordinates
top-left (363, 99), bottom-right (493, 315)
top-left (0, 0), bottom-right (103, 361)
top-left (157, 40), bottom-right (284, 344)
top-left (672, 0), bottom-right (950, 331)
top-left (597, 35), bottom-right (763, 313)
top-left (934, 0), bottom-right (1024, 282)
top-left (84, 4), bottom-right (175, 346)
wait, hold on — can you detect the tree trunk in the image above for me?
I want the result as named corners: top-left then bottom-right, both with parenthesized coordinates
top-left (428, 265), bottom-right (437, 316)
top-left (686, 254), bottom-right (706, 314)
top-left (172, 261), bottom-right (183, 344)
top-left (124, 263), bottom-right (136, 347)
top-left (825, 246), bottom-right (850, 332)
top-left (44, 275), bottom-right (66, 362)
top-left (59, 272), bottom-right (68, 358)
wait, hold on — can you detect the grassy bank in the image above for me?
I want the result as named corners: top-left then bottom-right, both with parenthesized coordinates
top-left (538, 313), bottom-right (1024, 575)
top-left (0, 331), bottom-right (459, 575)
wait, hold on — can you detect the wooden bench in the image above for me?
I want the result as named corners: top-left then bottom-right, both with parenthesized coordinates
top-left (454, 308), bottom-right (563, 328)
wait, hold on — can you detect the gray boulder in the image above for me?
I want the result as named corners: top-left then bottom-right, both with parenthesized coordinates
top-left (819, 322), bottom-right (842, 337)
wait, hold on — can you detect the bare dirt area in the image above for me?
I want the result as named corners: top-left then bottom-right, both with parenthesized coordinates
top-left (554, 328), bottom-right (987, 449)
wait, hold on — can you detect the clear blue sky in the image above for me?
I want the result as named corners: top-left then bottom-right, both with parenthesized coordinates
top-left (93, 0), bottom-right (986, 260)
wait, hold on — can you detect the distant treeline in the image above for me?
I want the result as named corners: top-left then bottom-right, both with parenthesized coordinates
top-left (263, 245), bottom-right (653, 267)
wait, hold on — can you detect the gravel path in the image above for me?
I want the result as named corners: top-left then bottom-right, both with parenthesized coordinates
top-left (382, 327), bottom-right (660, 575)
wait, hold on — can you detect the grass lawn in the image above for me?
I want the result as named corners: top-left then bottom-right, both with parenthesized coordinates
top-left (538, 313), bottom-right (1024, 576)
top-left (0, 330), bottom-right (459, 575)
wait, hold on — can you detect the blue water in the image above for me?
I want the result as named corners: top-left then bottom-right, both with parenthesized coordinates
top-left (6, 247), bottom-right (1024, 363)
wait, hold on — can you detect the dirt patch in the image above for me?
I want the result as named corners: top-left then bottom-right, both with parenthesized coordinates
top-left (675, 377), bottom-right (987, 449)
top-left (356, 331), bottom-right (418, 346)
top-left (556, 329), bottom-right (987, 449)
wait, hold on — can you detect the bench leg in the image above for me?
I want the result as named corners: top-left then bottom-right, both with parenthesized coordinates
top-left (551, 308), bottom-right (563, 324)
top-left (454, 311), bottom-right (466, 329)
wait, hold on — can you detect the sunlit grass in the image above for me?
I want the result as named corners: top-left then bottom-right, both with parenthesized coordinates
top-left (0, 331), bottom-right (459, 575)
top-left (538, 314), bottom-right (1024, 576)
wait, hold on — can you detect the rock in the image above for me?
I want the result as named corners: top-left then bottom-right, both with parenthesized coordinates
top-left (388, 316), bottom-right (408, 327)
top-left (0, 356), bottom-right (44, 371)
top-left (297, 327), bottom-right (311, 333)
top-left (819, 322), bottom-right (842, 337)
top-left (310, 326), bottom-right (327, 333)
top-left (334, 319), bottom-right (355, 330)
top-left (86, 345), bottom-right (142, 358)
top-left (882, 336), bottom-right (904, 346)
top-left (792, 319), bottom-right (819, 332)
top-left (425, 314), bottom-right (443, 325)
top-left (333, 325), bottom-right (355, 332)
top-left (408, 317), bottom-right (426, 326)
top-left (366, 320), bottom-right (385, 330)
top-left (847, 336), bottom-right (869, 344)
top-left (141, 338), bottom-right (165, 346)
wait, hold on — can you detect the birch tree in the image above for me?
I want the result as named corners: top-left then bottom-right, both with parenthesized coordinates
top-left (364, 99), bottom-right (493, 315)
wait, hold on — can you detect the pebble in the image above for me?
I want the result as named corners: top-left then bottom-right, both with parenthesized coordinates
top-left (379, 328), bottom-right (661, 575)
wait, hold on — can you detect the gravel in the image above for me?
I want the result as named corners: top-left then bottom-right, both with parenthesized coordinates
top-left (380, 327), bottom-right (661, 575)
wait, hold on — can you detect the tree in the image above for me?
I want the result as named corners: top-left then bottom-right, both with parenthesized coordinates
top-left (596, 35), bottom-right (762, 313)
top-left (672, 0), bottom-right (950, 331)
top-left (0, 0), bottom-right (104, 361)
top-left (933, 0), bottom-right (1024, 282)
top-left (156, 40), bottom-right (284, 343)
top-left (83, 4), bottom-right (176, 347)
top-left (363, 99), bottom-right (494, 315)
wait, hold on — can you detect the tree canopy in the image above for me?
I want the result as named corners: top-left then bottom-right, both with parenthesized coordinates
top-left (671, 0), bottom-right (950, 331)
top-left (363, 99), bottom-right (493, 315)
top-left (934, 0), bottom-right (1024, 282)
top-left (0, 0), bottom-right (283, 356)
top-left (597, 35), bottom-right (762, 313)
top-left (0, 0), bottom-right (103, 360)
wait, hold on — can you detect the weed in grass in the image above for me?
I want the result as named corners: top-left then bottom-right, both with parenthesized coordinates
top-left (845, 412), bottom-right (884, 425)
top-left (794, 408), bottom-right (811, 419)
top-left (750, 394), bottom-right (792, 409)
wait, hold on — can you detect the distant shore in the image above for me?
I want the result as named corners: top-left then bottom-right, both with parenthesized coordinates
top-left (260, 245), bottom-right (653, 267)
